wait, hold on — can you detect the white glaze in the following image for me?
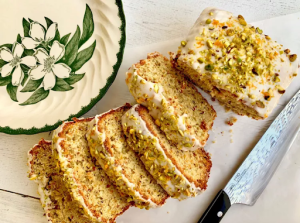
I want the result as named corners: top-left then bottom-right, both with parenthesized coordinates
top-left (52, 120), bottom-right (102, 223)
top-left (179, 7), bottom-right (299, 118)
top-left (126, 66), bottom-right (203, 151)
top-left (122, 105), bottom-right (202, 200)
top-left (27, 141), bottom-right (53, 223)
top-left (86, 112), bottom-right (159, 208)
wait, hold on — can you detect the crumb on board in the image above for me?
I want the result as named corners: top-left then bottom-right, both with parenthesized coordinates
top-left (212, 140), bottom-right (216, 143)
top-left (226, 117), bottom-right (237, 126)
top-left (225, 106), bottom-right (231, 113)
top-left (230, 139), bottom-right (233, 143)
top-left (229, 129), bottom-right (233, 133)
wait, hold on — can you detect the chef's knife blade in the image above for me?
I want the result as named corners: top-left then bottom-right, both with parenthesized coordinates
top-left (198, 89), bottom-right (300, 223)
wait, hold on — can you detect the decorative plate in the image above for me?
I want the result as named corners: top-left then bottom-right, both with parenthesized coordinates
top-left (0, 0), bottom-right (125, 134)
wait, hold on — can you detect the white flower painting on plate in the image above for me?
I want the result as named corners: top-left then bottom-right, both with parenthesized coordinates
top-left (0, 5), bottom-right (96, 105)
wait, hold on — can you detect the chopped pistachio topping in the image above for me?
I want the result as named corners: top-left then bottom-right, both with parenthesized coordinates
top-left (181, 41), bottom-right (187, 47)
top-left (256, 100), bottom-right (265, 108)
top-left (256, 27), bottom-right (263, 34)
top-left (205, 64), bottom-right (214, 71)
top-left (289, 54), bottom-right (297, 62)
top-left (284, 49), bottom-right (290, 54)
top-left (197, 57), bottom-right (204, 63)
top-left (206, 19), bottom-right (212, 24)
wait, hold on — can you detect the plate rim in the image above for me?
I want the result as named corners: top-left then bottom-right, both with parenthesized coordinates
top-left (0, 0), bottom-right (126, 135)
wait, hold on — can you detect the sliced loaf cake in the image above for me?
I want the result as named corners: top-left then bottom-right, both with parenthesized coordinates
top-left (86, 104), bottom-right (168, 209)
top-left (122, 105), bottom-right (212, 200)
top-left (53, 118), bottom-right (131, 223)
top-left (28, 139), bottom-right (93, 223)
top-left (126, 52), bottom-right (216, 151)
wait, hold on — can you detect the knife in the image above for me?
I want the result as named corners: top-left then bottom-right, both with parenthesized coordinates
top-left (198, 89), bottom-right (300, 223)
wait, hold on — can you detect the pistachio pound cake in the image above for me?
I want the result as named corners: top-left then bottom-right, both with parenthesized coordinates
top-left (126, 52), bottom-right (216, 151)
top-left (171, 7), bottom-right (299, 120)
top-left (28, 139), bottom-right (94, 223)
top-left (122, 105), bottom-right (212, 200)
top-left (53, 118), bottom-right (131, 223)
top-left (86, 104), bottom-right (168, 209)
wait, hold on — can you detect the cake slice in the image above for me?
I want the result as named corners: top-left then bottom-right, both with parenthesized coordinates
top-left (122, 104), bottom-right (212, 200)
top-left (171, 7), bottom-right (299, 119)
top-left (86, 104), bottom-right (168, 209)
top-left (126, 52), bottom-right (216, 151)
top-left (28, 139), bottom-right (93, 223)
top-left (53, 118), bottom-right (131, 223)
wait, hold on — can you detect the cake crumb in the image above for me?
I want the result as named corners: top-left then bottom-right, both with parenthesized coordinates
top-left (230, 139), bottom-right (233, 143)
top-left (225, 106), bottom-right (231, 113)
top-left (226, 117), bottom-right (237, 126)
top-left (212, 140), bottom-right (216, 143)
top-left (229, 129), bottom-right (233, 133)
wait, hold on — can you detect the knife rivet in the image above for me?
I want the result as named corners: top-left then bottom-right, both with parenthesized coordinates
top-left (217, 211), bottom-right (223, 217)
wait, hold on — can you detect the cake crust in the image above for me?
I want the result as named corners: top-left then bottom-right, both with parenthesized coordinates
top-left (86, 104), bottom-right (169, 209)
top-left (122, 105), bottom-right (212, 200)
top-left (172, 7), bottom-right (298, 119)
top-left (28, 139), bottom-right (94, 223)
top-left (53, 118), bottom-right (131, 223)
top-left (126, 52), bottom-right (216, 151)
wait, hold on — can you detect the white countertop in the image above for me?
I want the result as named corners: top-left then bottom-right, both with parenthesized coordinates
top-left (1, 0), bottom-right (300, 223)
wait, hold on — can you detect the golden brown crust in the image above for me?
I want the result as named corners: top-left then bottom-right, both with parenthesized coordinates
top-left (57, 117), bottom-right (131, 223)
top-left (137, 105), bottom-right (212, 190)
top-left (95, 104), bottom-right (169, 207)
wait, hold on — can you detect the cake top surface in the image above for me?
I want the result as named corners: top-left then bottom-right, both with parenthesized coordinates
top-left (179, 7), bottom-right (298, 118)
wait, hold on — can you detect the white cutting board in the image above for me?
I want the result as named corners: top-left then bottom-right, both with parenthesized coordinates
top-left (1, 9), bottom-right (300, 223)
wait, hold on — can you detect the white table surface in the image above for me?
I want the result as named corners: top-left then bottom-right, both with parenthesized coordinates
top-left (1, 0), bottom-right (300, 223)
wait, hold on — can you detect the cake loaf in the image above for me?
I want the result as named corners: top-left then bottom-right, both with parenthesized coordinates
top-left (86, 104), bottom-right (169, 209)
top-left (53, 118), bottom-right (131, 223)
top-left (171, 7), bottom-right (298, 119)
top-left (126, 52), bottom-right (216, 151)
top-left (28, 139), bottom-right (94, 223)
top-left (122, 104), bottom-right (212, 200)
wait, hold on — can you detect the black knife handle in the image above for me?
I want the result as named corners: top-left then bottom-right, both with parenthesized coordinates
top-left (197, 190), bottom-right (231, 223)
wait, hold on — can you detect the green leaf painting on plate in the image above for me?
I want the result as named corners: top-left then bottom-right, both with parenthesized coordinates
top-left (52, 78), bottom-right (74, 92)
top-left (20, 78), bottom-right (43, 93)
top-left (60, 26), bottom-right (81, 66)
top-left (60, 33), bottom-right (71, 45)
top-left (20, 88), bottom-right (50, 106)
top-left (64, 73), bottom-right (85, 85)
top-left (71, 40), bottom-right (96, 72)
top-left (0, 75), bottom-right (11, 86)
top-left (6, 83), bottom-right (18, 102)
top-left (0, 4), bottom-right (96, 106)
top-left (79, 5), bottom-right (94, 48)
top-left (20, 64), bottom-right (30, 86)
